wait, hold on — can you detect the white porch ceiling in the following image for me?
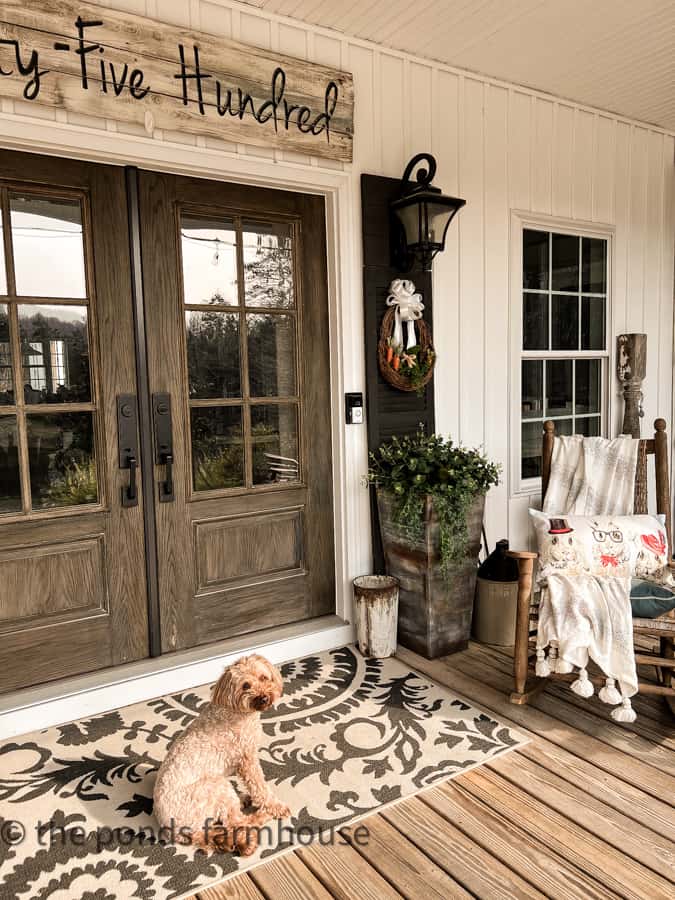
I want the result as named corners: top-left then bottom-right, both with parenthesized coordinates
top-left (245, 0), bottom-right (675, 132)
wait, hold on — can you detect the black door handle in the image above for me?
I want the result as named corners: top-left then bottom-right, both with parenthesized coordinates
top-left (153, 393), bottom-right (175, 503)
top-left (117, 395), bottom-right (139, 508)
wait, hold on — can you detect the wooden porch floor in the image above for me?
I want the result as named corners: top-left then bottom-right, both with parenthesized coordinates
top-left (192, 641), bottom-right (675, 900)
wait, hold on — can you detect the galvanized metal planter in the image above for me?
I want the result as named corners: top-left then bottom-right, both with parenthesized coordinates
top-left (376, 489), bottom-right (485, 659)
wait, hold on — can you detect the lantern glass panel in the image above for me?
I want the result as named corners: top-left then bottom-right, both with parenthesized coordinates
top-left (425, 201), bottom-right (456, 247)
top-left (394, 202), bottom-right (420, 247)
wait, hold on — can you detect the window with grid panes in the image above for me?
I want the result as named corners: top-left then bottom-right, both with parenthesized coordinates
top-left (521, 228), bottom-right (609, 481)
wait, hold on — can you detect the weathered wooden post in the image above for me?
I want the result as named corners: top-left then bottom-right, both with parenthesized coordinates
top-left (617, 333), bottom-right (647, 437)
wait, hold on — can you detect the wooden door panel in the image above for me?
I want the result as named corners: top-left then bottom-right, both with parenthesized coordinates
top-left (139, 172), bottom-right (335, 651)
top-left (0, 152), bottom-right (149, 693)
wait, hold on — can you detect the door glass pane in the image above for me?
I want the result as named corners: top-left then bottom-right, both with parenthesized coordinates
top-left (582, 237), bottom-right (607, 293)
top-left (551, 233), bottom-right (579, 292)
top-left (19, 305), bottom-right (90, 404)
top-left (546, 359), bottom-right (573, 417)
top-left (27, 412), bottom-right (97, 509)
top-left (0, 210), bottom-right (7, 295)
top-left (247, 314), bottom-right (297, 397)
top-left (0, 304), bottom-right (12, 404)
top-left (581, 296), bottom-right (606, 350)
top-left (191, 406), bottom-right (244, 491)
top-left (252, 404), bottom-right (299, 485)
top-left (521, 421), bottom-right (542, 479)
top-left (523, 293), bottom-right (548, 350)
top-left (10, 195), bottom-right (87, 298)
top-left (523, 229), bottom-right (548, 290)
top-left (551, 295), bottom-right (579, 350)
top-left (185, 310), bottom-right (241, 399)
top-left (181, 215), bottom-right (238, 306)
top-left (575, 359), bottom-right (601, 414)
top-left (0, 416), bottom-right (21, 513)
top-left (243, 221), bottom-right (294, 308)
top-left (522, 360), bottom-right (543, 419)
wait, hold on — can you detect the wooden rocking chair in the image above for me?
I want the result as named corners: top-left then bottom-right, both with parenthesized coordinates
top-left (509, 418), bottom-right (675, 717)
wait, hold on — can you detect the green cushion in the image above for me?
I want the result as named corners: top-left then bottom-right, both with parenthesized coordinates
top-left (630, 578), bottom-right (675, 619)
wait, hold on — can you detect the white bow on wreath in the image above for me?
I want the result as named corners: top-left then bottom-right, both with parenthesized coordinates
top-left (386, 279), bottom-right (424, 349)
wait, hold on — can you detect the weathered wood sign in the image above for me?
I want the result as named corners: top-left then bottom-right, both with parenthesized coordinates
top-left (0, 0), bottom-right (354, 161)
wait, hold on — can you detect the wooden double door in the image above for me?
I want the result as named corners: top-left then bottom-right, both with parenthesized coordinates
top-left (0, 151), bottom-right (335, 694)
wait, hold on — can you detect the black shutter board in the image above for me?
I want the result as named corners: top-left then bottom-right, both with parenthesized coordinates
top-left (361, 173), bottom-right (436, 571)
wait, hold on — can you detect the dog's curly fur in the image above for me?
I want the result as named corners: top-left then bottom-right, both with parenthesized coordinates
top-left (153, 654), bottom-right (290, 855)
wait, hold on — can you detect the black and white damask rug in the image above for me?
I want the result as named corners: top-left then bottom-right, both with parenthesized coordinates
top-left (0, 646), bottom-right (527, 899)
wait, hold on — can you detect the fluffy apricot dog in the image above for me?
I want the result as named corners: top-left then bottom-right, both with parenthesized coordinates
top-left (153, 654), bottom-right (289, 855)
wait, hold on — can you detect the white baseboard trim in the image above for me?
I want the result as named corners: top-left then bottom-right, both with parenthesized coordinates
top-left (0, 616), bottom-right (354, 740)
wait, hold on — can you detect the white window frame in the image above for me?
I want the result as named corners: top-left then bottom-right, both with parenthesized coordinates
top-left (509, 211), bottom-right (614, 497)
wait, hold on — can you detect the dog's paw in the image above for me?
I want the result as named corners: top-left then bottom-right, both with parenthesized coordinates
top-left (262, 800), bottom-right (290, 819)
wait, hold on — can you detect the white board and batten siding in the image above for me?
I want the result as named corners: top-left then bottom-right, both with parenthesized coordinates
top-left (2, 0), bottom-right (673, 564)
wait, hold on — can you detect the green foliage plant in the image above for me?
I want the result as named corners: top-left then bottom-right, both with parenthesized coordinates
top-left (367, 428), bottom-right (500, 581)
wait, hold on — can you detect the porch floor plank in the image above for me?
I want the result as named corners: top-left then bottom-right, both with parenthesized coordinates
top-left (189, 642), bottom-right (675, 900)
top-left (296, 838), bottom-right (404, 900)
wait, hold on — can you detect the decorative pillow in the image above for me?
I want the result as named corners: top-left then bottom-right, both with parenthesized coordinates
top-left (630, 578), bottom-right (675, 619)
top-left (529, 509), bottom-right (673, 586)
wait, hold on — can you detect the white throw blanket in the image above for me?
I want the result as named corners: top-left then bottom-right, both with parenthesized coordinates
top-left (537, 435), bottom-right (640, 722)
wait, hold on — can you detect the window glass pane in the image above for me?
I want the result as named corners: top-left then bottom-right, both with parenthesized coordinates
top-left (551, 233), bottom-right (579, 292)
top-left (577, 416), bottom-right (601, 437)
top-left (523, 229), bottom-right (548, 290)
top-left (19, 305), bottom-right (90, 404)
top-left (0, 304), bottom-right (12, 404)
top-left (523, 293), bottom-right (548, 350)
top-left (521, 421), bottom-right (542, 479)
top-left (27, 412), bottom-right (97, 509)
top-left (582, 237), bottom-right (607, 293)
top-left (0, 415), bottom-right (21, 513)
top-left (181, 215), bottom-right (238, 306)
top-left (247, 314), bottom-right (297, 398)
top-left (522, 360), bottom-right (543, 419)
top-left (243, 221), bottom-right (294, 308)
top-left (555, 418), bottom-right (574, 436)
top-left (546, 359), bottom-right (573, 417)
top-left (185, 310), bottom-right (241, 399)
top-left (581, 296), bottom-right (606, 350)
top-left (11, 195), bottom-right (86, 298)
top-left (191, 406), bottom-right (244, 491)
top-left (251, 404), bottom-right (299, 485)
top-left (0, 210), bottom-right (7, 295)
top-left (551, 295), bottom-right (579, 350)
top-left (575, 359), bottom-right (601, 414)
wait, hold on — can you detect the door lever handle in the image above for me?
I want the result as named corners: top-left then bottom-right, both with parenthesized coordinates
top-left (159, 452), bottom-right (174, 502)
top-left (122, 454), bottom-right (138, 507)
top-left (117, 395), bottom-right (139, 508)
top-left (153, 393), bottom-right (175, 503)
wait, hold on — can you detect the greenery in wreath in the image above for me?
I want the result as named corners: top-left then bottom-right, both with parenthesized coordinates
top-left (385, 338), bottom-right (435, 394)
top-left (367, 428), bottom-right (500, 580)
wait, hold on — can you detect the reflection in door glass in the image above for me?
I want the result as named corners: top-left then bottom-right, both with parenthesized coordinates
top-left (186, 310), bottom-right (241, 398)
top-left (0, 416), bottom-right (21, 513)
top-left (0, 304), bottom-right (13, 404)
top-left (181, 215), bottom-right (238, 306)
top-left (19, 305), bottom-right (90, 404)
top-left (251, 404), bottom-right (299, 485)
top-left (247, 314), bottom-right (296, 397)
top-left (27, 412), bottom-right (97, 508)
top-left (191, 406), bottom-right (244, 491)
top-left (0, 210), bottom-right (7, 295)
top-left (10, 195), bottom-right (87, 298)
top-left (243, 221), bottom-right (294, 308)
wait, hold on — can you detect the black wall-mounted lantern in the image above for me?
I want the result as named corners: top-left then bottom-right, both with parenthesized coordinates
top-left (390, 152), bottom-right (465, 272)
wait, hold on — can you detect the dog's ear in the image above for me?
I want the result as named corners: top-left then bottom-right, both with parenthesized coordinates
top-left (211, 666), bottom-right (234, 707)
top-left (269, 661), bottom-right (283, 697)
